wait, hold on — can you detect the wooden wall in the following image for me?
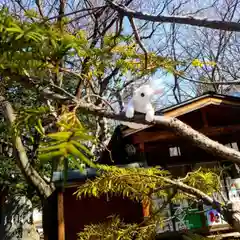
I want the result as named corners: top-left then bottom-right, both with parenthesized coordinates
top-left (144, 134), bottom-right (240, 168)
top-left (63, 186), bottom-right (143, 240)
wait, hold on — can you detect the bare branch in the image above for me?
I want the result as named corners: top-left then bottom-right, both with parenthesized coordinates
top-left (107, 0), bottom-right (240, 32)
top-left (35, 0), bottom-right (44, 18)
top-left (44, 6), bottom-right (106, 23)
top-left (128, 16), bottom-right (148, 69)
top-left (178, 75), bottom-right (240, 85)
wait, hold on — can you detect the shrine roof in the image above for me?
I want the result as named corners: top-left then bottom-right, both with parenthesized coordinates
top-left (121, 91), bottom-right (240, 137)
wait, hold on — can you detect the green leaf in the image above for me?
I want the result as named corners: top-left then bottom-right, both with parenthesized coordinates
top-left (35, 119), bottom-right (45, 135)
top-left (24, 10), bottom-right (39, 18)
top-left (6, 27), bottom-right (23, 33)
top-left (26, 32), bottom-right (42, 42)
top-left (50, 38), bottom-right (57, 49)
top-left (16, 183), bottom-right (25, 189)
top-left (48, 132), bottom-right (72, 141)
top-left (66, 143), bottom-right (95, 167)
top-left (91, 186), bottom-right (98, 197)
top-left (39, 149), bottom-right (66, 162)
top-left (15, 33), bottom-right (24, 40)
top-left (74, 131), bottom-right (95, 141)
top-left (71, 140), bottom-right (93, 157)
top-left (38, 142), bottom-right (67, 153)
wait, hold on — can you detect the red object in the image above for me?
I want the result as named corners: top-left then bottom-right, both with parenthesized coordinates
top-left (209, 211), bottom-right (215, 222)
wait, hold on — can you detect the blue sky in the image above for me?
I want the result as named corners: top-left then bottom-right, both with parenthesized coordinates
top-left (122, 16), bottom-right (180, 105)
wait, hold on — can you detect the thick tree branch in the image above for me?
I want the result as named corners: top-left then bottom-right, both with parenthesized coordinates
top-left (160, 177), bottom-right (214, 205)
top-left (107, 0), bottom-right (240, 32)
top-left (40, 84), bottom-right (240, 166)
top-left (6, 70), bottom-right (240, 204)
top-left (75, 102), bottom-right (240, 164)
top-left (0, 96), bottom-right (55, 198)
top-left (159, 176), bottom-right (240, 231)
top-left (5, 69), bottom-right (240, 229)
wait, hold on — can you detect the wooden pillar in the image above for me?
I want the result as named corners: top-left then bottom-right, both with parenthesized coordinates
top-left (139, 142), bottom-right (147, 164)
top-left (201, 108), bottom-right (208, 127)
top-left (142, 199), bottom-right (150, 218)
top-left (139, 142), bottom-right (144, 152)
top-left (139, 142), bottom-right (150, 217)
top-left (58, 191), bottom-right (65, 240)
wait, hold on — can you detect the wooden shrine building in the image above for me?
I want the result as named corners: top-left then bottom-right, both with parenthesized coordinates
top-left (43, 91), bottom-right (240, 239)
top-left (42, 167), bottom-right (143, 240)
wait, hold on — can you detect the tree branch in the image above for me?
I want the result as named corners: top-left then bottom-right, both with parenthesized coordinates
top-left (159, 176), bottom-right (240, 231)
top-left (128, 16), bottom-right (148, 69)
top-left (0, 96), bottom-right (55, 198)
top-left (179, 75), bottom-right (240, 85)
top-left (107, 0), bottom-right (240, 32)
top-left (75, 102), bottom-right (240, 164)
top-left (35, 0), bottom-right (44, 18)
top-left (39, 83), bottom-right (240, 167)
top-left (44, 6), bottom-right (106, 23)
top-left (99, 67), bottom-right (120, 97)
top-left (5, 71), bottom-right (240, 201)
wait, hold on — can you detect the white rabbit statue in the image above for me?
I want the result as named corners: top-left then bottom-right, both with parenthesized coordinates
top-left (125, 84), bottom-right (162, 122)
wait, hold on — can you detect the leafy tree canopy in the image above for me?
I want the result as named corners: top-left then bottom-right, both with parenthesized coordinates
top-left (0, 5), bottom-right (226, 240)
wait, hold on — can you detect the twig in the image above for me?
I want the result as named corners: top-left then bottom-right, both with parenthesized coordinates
top-left (15, 0), bottom-right (34, 22)
top-left (82, 94), bottom-right (115, 112)
top-left (35, 0), bottom-right (44, 18)
top-left (178, 167), bottom-right (202, 181)
top-left (179, 75), bottom-right (240, 85)
top-left (42, 6), bottom-right (106, 23)
top-left (49, 83), bottom-right (75, 99)
top-left (58, 67), bottom-right (97, 95)
top-left (113, 15), bottom-right (123, 45)
top-left (128, 16), bottom-right (148, 69)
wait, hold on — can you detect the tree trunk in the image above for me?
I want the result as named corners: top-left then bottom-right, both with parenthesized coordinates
top-left (2, 195), bottom-right (40, 240)
top-left (224, 201), bottom-right (240, 232)
top-left (0, 96), bottom-right (54, 198)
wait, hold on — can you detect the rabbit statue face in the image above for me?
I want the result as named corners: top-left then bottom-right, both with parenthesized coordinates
top-left (133, 85), bottom-right (155, 105)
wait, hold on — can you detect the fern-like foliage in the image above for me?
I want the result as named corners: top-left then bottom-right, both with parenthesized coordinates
top-left (74, 165), bottom-right (171, 202)
top-left (182, 167), bottom-right (221, 196)
top-left (75, 166), bottom-right (221, 239)
top-left (77, 215), bottom-right (156, 240)
top-left (38, 106), bottom-right (96, 169)
top-left (77, 215), bottom-right (216, 240)
top-left (0, 7), bottom-right (192, 89)
top-left (13, 106), bottom-right (50, 137)
top-left (74, 165), bottom-right (220, 203)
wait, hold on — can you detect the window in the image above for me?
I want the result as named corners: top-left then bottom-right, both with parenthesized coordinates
top-left (225, 142), bottom-right (239, 150)
top-left (168, 164), bottom-right (188, 177)
top-left (169, 146), bottom-right (181, 157)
